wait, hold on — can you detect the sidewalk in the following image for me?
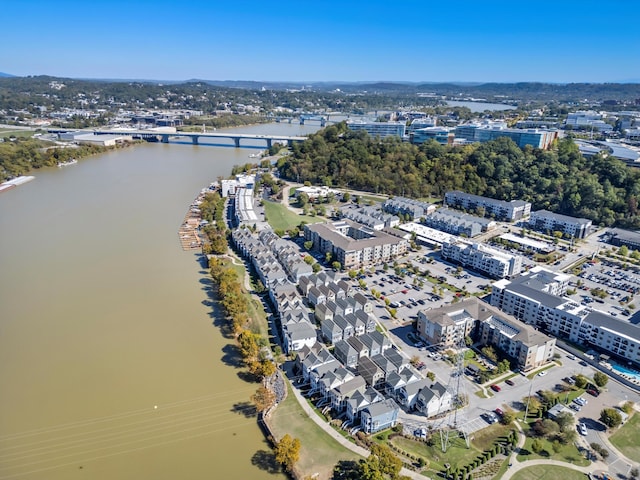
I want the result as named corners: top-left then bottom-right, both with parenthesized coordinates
top-left (499, 419), bottom-right (609, 480)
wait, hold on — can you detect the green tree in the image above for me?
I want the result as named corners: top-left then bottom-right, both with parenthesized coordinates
top-left (274, 434), bottom-right (301, 472)
top-left (555, 412), bottom-right (575, 432)
top-left (574, 374), bottom-right (588, 389)
top-left (501, 411), bottom-right (515, 425)
top-left (593, 371), bottom-right (608, 388)
top-left (600, 408), bottom-right (622, 428)
top-left (304, 240), bottom-right (313, 250)
top-left (531, 438), bottom-right (544, 454)
top-left (360, 443), bottom-right (403, 480)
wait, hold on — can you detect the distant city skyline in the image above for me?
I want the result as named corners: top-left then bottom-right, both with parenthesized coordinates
top-left (2, 0), bottom-right (639, 84)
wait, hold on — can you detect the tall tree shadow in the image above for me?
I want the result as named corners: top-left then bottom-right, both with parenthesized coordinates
top-left (221, 343), bottom-right (244, 368)
top-left (251, 449), bottom-right (281, 475)
top-left (231, 401), bottom-right (257, 418)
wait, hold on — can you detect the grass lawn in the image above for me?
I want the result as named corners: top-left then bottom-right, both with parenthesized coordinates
top-left (516, 435), bottom-right (589, 466)
top-left (610, 412), bottom-right (640, 463)
top-left (511, 465), bottom-right (588, 480)
top-left (269, 382), bottom-right (363, 480)
top-left (262, 200), bottom-right (321, 231)
top-left (388, 423), bottom-right (512, 473)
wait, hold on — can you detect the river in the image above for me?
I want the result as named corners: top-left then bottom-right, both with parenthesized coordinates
top-left (0, 122), bottom-right (320, 480)
top-left (446, 100), bottom-right (517, 112)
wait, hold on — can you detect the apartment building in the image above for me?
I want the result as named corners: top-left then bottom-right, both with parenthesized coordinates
top-left (444, 190), bottom-right (531, 221)
top-left (529, 210), bottom-right (592, 239)
top-left (441, 238), bottom-right (522, 279)
top-left (416, 298), bottom-right (556, 372)
top-left (346, 120), bottom-right (406, 139)
top-left (303, 219), bottom-right (409, 269)
top-left (491, 268), bottom-right (640, 367)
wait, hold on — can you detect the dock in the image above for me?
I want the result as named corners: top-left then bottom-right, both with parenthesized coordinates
top-left (178, 200), bottom-right (204, 251)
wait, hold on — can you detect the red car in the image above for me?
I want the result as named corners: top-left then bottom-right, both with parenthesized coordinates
top-left (491, 384), bottom-right (501, 392)
top-left (495, 408), bottom-right (504, 416)
top-left (586, 389), bottom-right (600, 397)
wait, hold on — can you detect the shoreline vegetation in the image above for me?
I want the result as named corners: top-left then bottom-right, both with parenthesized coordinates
top-left (0, 136), bottom-right (139, 182)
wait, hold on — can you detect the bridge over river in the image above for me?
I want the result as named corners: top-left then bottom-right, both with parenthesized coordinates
top-left (49, 128), bottom-right (308, 148)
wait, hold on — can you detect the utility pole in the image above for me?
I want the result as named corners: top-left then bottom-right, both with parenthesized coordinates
top-left (523, 377), bottom-right (534, 421)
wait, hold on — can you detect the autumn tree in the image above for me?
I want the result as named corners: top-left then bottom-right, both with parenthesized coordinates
top-left (251, 385), bottom-right (276, 413)
top-left (274, 434), bottom-right (301, 472)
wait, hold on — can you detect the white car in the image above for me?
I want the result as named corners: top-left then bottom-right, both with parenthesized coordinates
top-left (537, 371), bottom-right (547, 377)
top-left (578, 423), bottom-right (588, 435)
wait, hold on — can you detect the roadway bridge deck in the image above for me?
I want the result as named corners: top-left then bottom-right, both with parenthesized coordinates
top-left (48, 128), bottom-right (308, 148)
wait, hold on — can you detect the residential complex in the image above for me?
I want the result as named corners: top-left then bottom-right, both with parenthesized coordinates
top-left (416, 298), bottom-right (556, 372)
top-left (490, 267), bottom-right (640, 367)
top-left (529, 210), bottom-right (593, 239)
top-left (382, 196), bottom-right (436, 220)
top-left (441, 238), bottom-right (523, 279)
top-left (424, 207), bottom-right (496, 238)
top-left (303, 219), bottom-right (409, 269)
top-left (444, 190), bottom-right (531, 221)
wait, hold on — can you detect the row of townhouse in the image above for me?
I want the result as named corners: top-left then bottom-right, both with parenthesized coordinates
top-left (333, 331), bottom-right (392, 369)
top-left (424, 207), bottom-right (497, 238)
top-left (416, 297), bottom-right (557, 372)
top-left (258, 229), bottom-right (314, 282)
top-left (296, 344), bottom-right (400, 433)
top-left (382, 196), bottom-right (437, 220)
top-left (232, 228), bottom-right (317, 354)
top-left (444, 190), bottom-right (531, 221)
top-left (441, 238), bottom-right (523, 279)
top-left (491, 267), bottom-right (640, 368)
top-left (303, 219), bottom-right (410, 269)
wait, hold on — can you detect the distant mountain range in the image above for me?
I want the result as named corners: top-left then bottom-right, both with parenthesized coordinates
top-left (1, 73), bottom-right (638, 102)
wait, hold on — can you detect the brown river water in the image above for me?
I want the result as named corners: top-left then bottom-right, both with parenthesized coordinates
top-left (0, 123), bottom-right (319, 480)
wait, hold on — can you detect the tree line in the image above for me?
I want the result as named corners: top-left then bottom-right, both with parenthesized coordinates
top-left (277, 122), bottom-right (640, 228)
top-left (0, 136), bottom-right (123, 182)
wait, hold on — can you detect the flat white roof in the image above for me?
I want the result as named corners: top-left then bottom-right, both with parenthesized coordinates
top-left (501, 233), bottom-right (553, 250)
top-left (398, 222), bottom-right (456, 245)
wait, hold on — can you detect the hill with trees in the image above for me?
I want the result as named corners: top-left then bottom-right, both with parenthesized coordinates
top-left (277, 122), bottom-right (640, 228)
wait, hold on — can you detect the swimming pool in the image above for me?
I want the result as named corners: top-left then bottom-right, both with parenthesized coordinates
top-left (611, 363), bottom-right (640, 381)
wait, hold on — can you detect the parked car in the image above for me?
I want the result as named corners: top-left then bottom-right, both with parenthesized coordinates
top-left (574, 397), bottom-right (587, 406)
top-left (578, 423), bottom-right (588, 436)
top-left (495, 408), bottom-right (504, 416)
top-left (537, 371), bottom-right (547, 377)
top-left (414, 428), bottom-right (427, 439)
top-left (586, 389), bottom-right (600, 397)
top-left (505, 379), bottom-right (515, 386)
top-left (490, 384), bottom-right (501, 392)
top-left (569, 403), bottom-right (582, 412)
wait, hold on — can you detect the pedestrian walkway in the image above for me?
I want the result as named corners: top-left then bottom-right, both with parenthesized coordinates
top-left (499, 419), bottom-right (609, 480)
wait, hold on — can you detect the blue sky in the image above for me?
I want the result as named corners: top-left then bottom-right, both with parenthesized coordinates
top-left (2, 0), bottom-right (638, 83)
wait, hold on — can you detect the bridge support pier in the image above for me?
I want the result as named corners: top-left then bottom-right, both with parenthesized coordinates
top-left (299, 118), bottom-right (305, 125)
top-left (234, 137), bottom-right (240, 148)
top-left (266, 139), bottom-right (272, 149)
top-left (192, 136), bottom-right (199, 145)
top-left (320, 119), bottom-right (326, 127)
top-left (161, 134), bottom-right (169, 143)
